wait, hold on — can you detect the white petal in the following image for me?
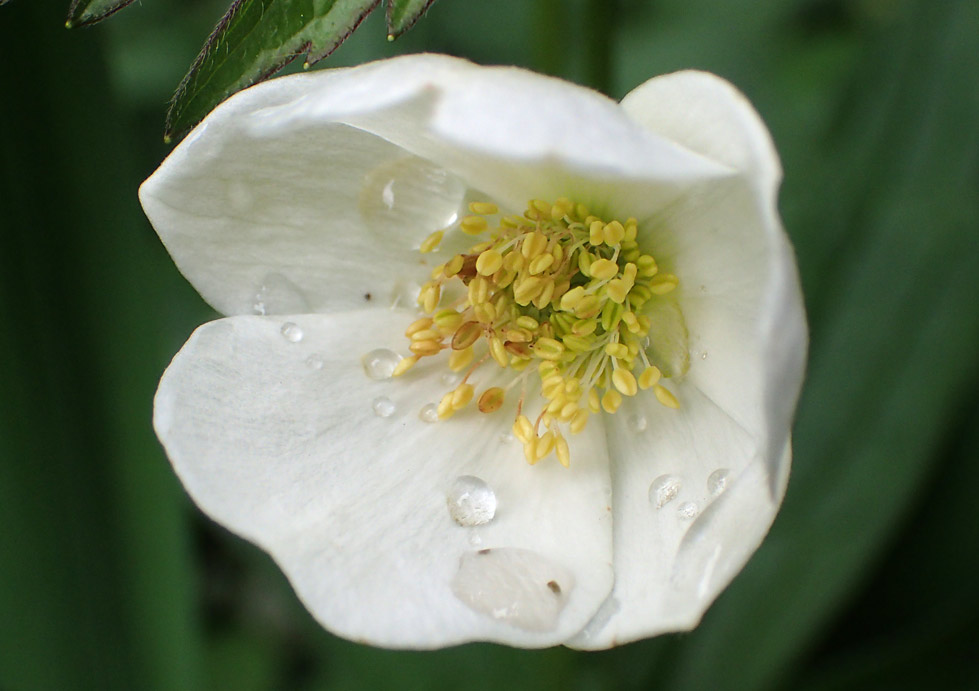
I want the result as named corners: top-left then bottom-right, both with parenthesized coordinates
top-left (570, 72), bottom-right (807, 646)
top-left (568, 389), bottom-right (788, 649)
top-left (141, 91), bottom-right (468, 317)
top-left (248, 55), bottom-right (730, 216)
top-left (621, 71), bottom-right (807, 486)
top-left (155, 310), bottom-right (614, 648)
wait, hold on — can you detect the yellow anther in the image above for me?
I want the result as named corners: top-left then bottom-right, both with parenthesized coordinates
top-left (531, 199), bottom-right (551, 215)
top-left (551, 197), bottom-right (574, 220)
top-left (573, 295), bottom-right (601, 319)
top-left (570, 409), bottom-right (589, 434)
top-left (560, 286), bottom-right (585, 311)
top-left (503, 251), bottom-right (525, 272)
top-left (528, 253), bottom-right (555, 275)
top-left (516, 315), bottom-right (539, 330)
top-left (587, 388), bottom-right (601, 413)
top-left (431, 264), bottom-right (446, 280)
top-left (448, 346), bottom-right (474, 371)
top-left (410, 328), bottom-right (439, 342)
top-left (604, 343), bottom-right (629, 359)
top-left (603, 221), bottom-right (625, 245)
top-left (405, 317), bottom-right (433, 337)
top-left (505, 328), bottom-right (532, 343)
top-left (469, 201), bottom-right (499, 215)
top-left (575, 203), bottom-right (590, 220)
top-left (513, 276), bottom-right (543, 305)
top-left (451, 321), bottom-right (482, 350)
top-left (624, 219), bottom-right (638, 242)
top-left (606, 278), bottom-right (629, 304)
top-left (623, 262), bottom-right (638, 283)
top-left (392, 356), bottom-right (418, 376)
top-left (444, 254), bottom-right (465, 277)
top-left (433, 309), bottom-right (463, 333)
top-left (452, 384), bottom-right (474, 409)
top-left (649, 273), bottom-right (678, 294)
top-left (534, 279), bottom-right (555, 309)
top-left (437, 392), bottom-right (456, 419)
top-left (559, 401), bottom-right (579, 421)
top-left (589, 258), bottom-right (618, 280)
top-left (535, 431), bottom-right (556, 460)
top-left (654, 384), bottom-right (680, 409)
top-left (555, 435), bottom-right (571, 468)
top-left (521, 231), bottom-right (549, 259)
top-left (475, 249), bottom-right (504, 275)
top-left (513, 415), bottom-right (534, 443)
top-left (473, 302), bottom-right (496, 324)
top-left (637, 254), bottom-right (658, 277)
top-left (418, 281), bottom-right (441, 313)
top-left (468, 276), bottom-right (491, 305)
top-left (490, 337), bottom-right (509, 367)
top-left (551, 243), bottom-right (564, 265)
top-left (409, 339), bottom-right (441, 356)
top-left (571, 319), bottom-right (597, 336)
top-left (562, 334), bottom-right (592, 352)
top-left (589, 220), bottom-right (605, 246)
top-left (524, 438), bottom-right (539, 464)
top-left (533, 337), bottom-right (566, 360)
top-left (478, 387), bottom-right (505, 413)
top-left (461, 215), bottom-right (489, 235)
top-left (601, 389), bottom-right (622, 414)
top-left (577, 250), bottom-right (593, 275)
top-left (502, 215), bottom-right (529, 229)
top-left (638, 366), bottom-right (662, 390)
top-left (420, 230), bottom-right (444, 253)
top-left (621, 311), bottom-right (639, 330)
top-left (612, 368), bottom-right (639, 396)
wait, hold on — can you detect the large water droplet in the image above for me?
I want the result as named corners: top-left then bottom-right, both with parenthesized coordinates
top-left (362, 349), bottom-right (401, 380)
top-left (372, 396), bottom-right (396, 418)
top-left (253, 272), bottom-right (309, 315)
top-left (359, 156), bottom-right (466, 240)
top-left (677, 501), bottom-right (699, 520)
top-left (280, 322), bottom-right (304, 343)
top-left (707, 468), bottom-right (730, 497)
top-left (446, 476), bottom-right (497, 527)
top-left (649, 474), bottom-right (682, 509)
top-left (419, 403), bottom-right (439, 423)
top-left (451, 548), bottom-right (574, 632)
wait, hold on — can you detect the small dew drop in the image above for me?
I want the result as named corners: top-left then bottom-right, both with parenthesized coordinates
top-left (446, 476), bottom-right (497, 527)
top-left (499, 432), bottom-right (514, 444)
top-left (440, 372), bottom-right (461, 387)
top-left (252, 272), bottom-right (309, 315)
top-left (701, 351), bottom-right (708, 360)
top-left (649, 474), bottom-right (682, 509)
top-left (707, 468), bottom-right (730, 497)
top-left (362, 348), bottom-right (401, 380)
top-left (629, 414), bottom-right (647, 433)
top-left (677, 501), bottom-right (699, 520)
top-left (305, 354), bottom-right (324, 370)
top-left (419, 403), bottom-right (439, 423)
top-left (280, 322), bottom-right (304, 343)
top-left (372, 396), bottom-right (396, 418)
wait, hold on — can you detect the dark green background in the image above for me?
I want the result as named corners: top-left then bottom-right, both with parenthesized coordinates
top-left (2, 0), bottom-right (977, 689)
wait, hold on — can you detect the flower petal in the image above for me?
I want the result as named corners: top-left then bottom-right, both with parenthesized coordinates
top-left (568, 388), bottom-right (786, 648)
top-left (568, 71), bottom-right (807, 647)
top-left (279, 55), bottom-right (729, 216)
top-left (155, 310), bottom-right (614, 648)
top-left (620, 70), bottom-right (807, 489)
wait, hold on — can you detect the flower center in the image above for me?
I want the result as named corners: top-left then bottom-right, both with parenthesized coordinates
top-left (394, 198), bottom-right (682, 468)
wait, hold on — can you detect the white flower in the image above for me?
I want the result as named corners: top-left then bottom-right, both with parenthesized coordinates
top-left (140, 54), bottom-right (806, 650)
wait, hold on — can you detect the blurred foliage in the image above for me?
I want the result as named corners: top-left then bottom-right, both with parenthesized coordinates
top-left (1, 0), bottom-right (977, 690)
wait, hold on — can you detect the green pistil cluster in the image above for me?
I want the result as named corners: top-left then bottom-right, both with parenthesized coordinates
top-left (395, 198), bottom-right (680, 468)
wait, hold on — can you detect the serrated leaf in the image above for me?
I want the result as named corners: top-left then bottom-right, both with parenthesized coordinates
top-left (65, 0), bottom-right (135, 28)
top-left (165, 0), bottom-right (382, 142)
top-left (386, 0), bottom-right (436, 38)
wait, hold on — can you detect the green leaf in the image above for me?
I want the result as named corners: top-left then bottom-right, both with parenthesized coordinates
top-left (65, 0), bottom-right (135, 28)
top-left (165, 0), bottom-right (381, 142)
top-left (386, 0), bottom-right (436, 39)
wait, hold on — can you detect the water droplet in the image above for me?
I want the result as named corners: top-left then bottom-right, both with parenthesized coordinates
top-left (629, 414), bottom-right (647, 433)
top-left (440, 372), bottom-right (461, 387)
top-left (359, 156), bottom-right (466, 241)
top-left (372, 396), bottom-right (396, 418)
top-left (677, 501), bottom-right (699, 520)
top-left (362, 348), bottom-right (401, 380)
top-left (701, 351), bottom-right (708, 360)
top-left (252, 272), bottom-right (309, 315)
top-left (280, 322), bottom-right (303, 343)
top-left (451, 548), bottom-right (574, 632)
top-left (305, 354), bottom-right (324, 370)
top-left (446, 476), bottom-right (497, 527)
top-left (499, 432), bottom-right (514, 444)
top-left (649, 474), bottom-right (682, 508)
top-left (707, 468), bottom-right (730, 497)
top-left (419, 403), bottom-right (439, 423)
top-left (389, 279), bottom-right (421, 310)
